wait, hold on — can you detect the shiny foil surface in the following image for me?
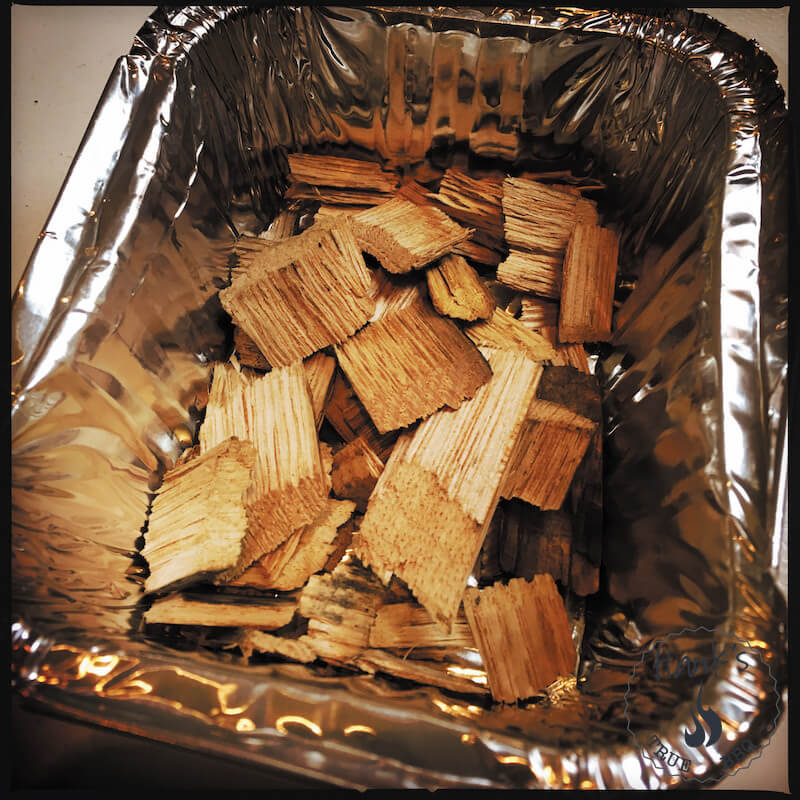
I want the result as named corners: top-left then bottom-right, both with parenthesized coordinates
top-left (11, 6), bottom-right (788, 789)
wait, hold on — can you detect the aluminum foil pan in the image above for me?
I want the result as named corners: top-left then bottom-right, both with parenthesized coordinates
top-left (11, 6), bottom-right (788, 789)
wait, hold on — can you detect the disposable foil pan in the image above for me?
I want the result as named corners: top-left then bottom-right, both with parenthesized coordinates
top-left (11, 6), bottom-right (788, 789)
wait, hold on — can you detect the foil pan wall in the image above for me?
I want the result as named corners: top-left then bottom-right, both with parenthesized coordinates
top-left (11, 6), bottom-right (788, 789)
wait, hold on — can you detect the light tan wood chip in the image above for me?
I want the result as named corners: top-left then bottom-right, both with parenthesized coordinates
top-left (199, 363), bottom-right (329, 568)
top-left (231, 499), bottom-right (356, 592)
top-left (219, 219), bottom-right (375, 367)
top-left (336, 292), bottom-right (492, 433)
top-left (355, 649), bottom-right (490, 696)
top-left (369, 602), bottom-right (475, 649)
top-left (350, 197), bottom-right (474, 273)
top-left (144, 593), bottom-right (298, 630)
top-left (355, 348), bottom-right (543, 629)
top-left (465, 308), bottom-right (557, 363)
top-left (142, 438), bottom-right (256, 593)
top-left (426, 254), bottom-right (495, 321)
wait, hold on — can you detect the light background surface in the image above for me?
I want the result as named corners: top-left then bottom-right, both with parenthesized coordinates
top-left (10, 6), bottom-right (789, 793)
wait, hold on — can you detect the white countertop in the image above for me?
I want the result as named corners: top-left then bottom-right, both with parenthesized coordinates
top-left (10, 6), bottom-right (789, 793)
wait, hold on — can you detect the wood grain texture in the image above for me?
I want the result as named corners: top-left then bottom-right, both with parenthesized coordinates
top-left (351, 197), bottom-right (474, 273)
top-left (336, 291), bottom-right (491, 433)
top-left (426, 254), bottom-right (495, 321)
top-left (355, 348), bottom-right (543, 629)
top-left (142, 437), bottom-right (256, 593)
top-left (463, 575), bottom-right (576, 702)
top-left (559, 222), bottom-right (620, 343)
top-left (220, 220), bottom-right (375, 366)
top-left (199, 363), bottom-right (328, 568)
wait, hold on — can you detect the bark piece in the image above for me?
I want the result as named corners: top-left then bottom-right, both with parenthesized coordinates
top-left (535, 365), bottom-right (602, 424)
top-left (369, 602), bottom-right (475, 649)
top-left (335, 289), bottom-right (492, 434)
top-left (298, 556), bottom-right (387, 665)
top-left (219, 219), bottom-right (375, 367)
top-left (465, 308), bottom-right (557, 363)
top-left (234, 328), bottom-right (270, 371)
top-left (142, 438), bottom-right (257, 594)
top-left (230, 499), bottom-right (356, 592)
top-left (355, 649), bottom-right (490, 696)
top-left (331, 437), bottom-right (384, 512)
top-left (199, 363), bottom-right (328, 567)
top-left (558, 222), bottom-right (620, 343)
top-left (324, 371), bottom-right (399, 463)
top-left (350, 198), bottom-right (474, 273)
top-left (426, 255), bottom-right (495, 321)
top-left (304, 352), bottom-right (337, 429)
top-left (144, 593), bottom-right (297, 630)
top-left (568, 427), bottom-right (603, 597)
top-left (355, 348), bottom-right (544, 629)
top-left (500, 501), bottom-right (572, 586)
top-left (463, 575), bottom-right (576, 702)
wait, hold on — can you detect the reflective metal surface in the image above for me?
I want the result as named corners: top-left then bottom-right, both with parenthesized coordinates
top-left (11, 6), bottom-right (788, 789)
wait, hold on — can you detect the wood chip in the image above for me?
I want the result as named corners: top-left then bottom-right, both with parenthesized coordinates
top-left (238, 630), bottom-right (318, 663)
top-left (350, 198), bottom-right (474, 273)
top-left (558, 222), bottom-right (620, 343)
top-left (432, 168), bottom-right (505, 261)
top-left (355, 649), bottom-right (490, 696)
top-left (298, 557), bottom-right (387, 664)
top-left (355, 348), bottom-right (543, 629)
top-left (396, 178), bottom-right (434, 206)
top-left (465, 308), bottom-right (557, 363)
top-left (324, 371), bottom-right (399, 463)
top-left (502, 422), bottom-right (592, 510)
top-left (230, 499), bottom-right (356, 592)
top-left (369, 602), bottom-right (475, 649)
top-left (426, 254), bottom-right (495, 321)
top-left (463, 575), bottom-right (576, 702)
top-left (144, 592), bottom-right (298, 630)
top-left (331, 437), bottom-right (384, 512)
top-left (496, 250), bottom-right (563, 298)
top-left (219, 220), bottom-right (375, 367)
top-left (288, 153), bottom-right (398, 194)
top-left (335, 288), bottom-right (492, 433)
top-left (199, 363), bottom-right (328, 567)
top-left (142, 438), bottom-right (256, 593)
top-left (303, 352), bottom-right (337, 429)
top-left (502, 178), bottom-right (598, 258)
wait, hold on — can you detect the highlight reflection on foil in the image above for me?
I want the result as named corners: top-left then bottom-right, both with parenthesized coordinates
top-left (11, 5), bottom-right (787, 790)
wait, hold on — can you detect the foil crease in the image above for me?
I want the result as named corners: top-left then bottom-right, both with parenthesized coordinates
top-left (11, 6), bottom-right (787, 789)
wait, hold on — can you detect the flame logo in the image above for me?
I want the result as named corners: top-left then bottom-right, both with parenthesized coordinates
top-left (684, 680), bottom-right (722, 748)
